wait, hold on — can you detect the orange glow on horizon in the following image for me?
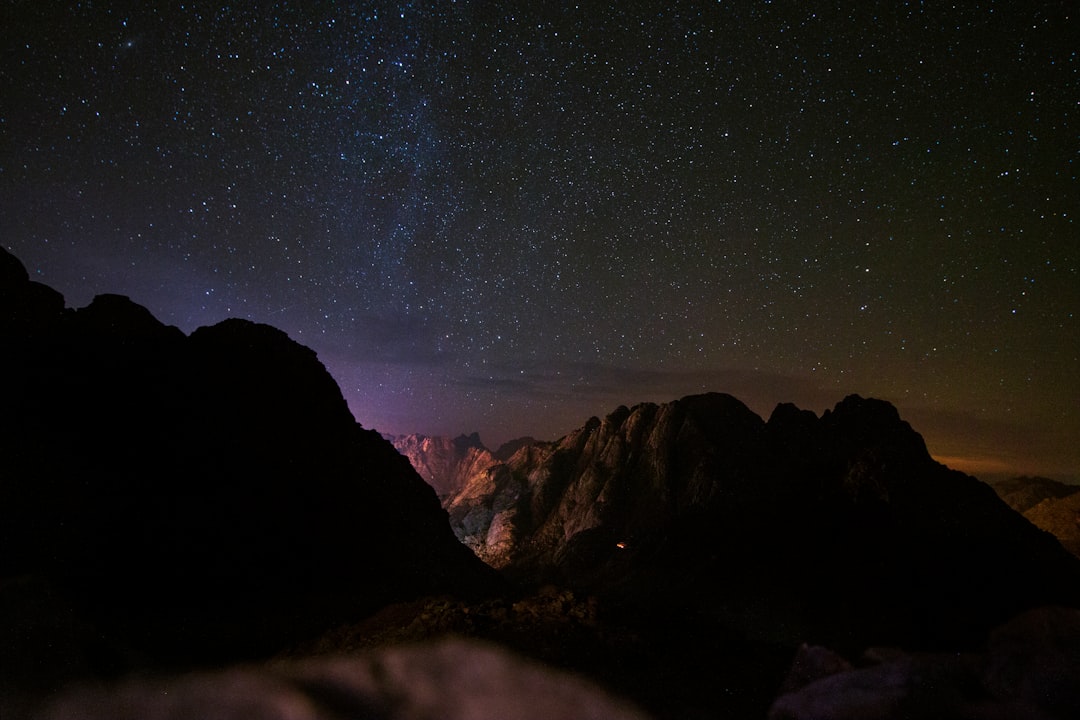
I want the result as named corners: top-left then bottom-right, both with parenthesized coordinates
top-left (933, 455), bottom-right (1016, 478)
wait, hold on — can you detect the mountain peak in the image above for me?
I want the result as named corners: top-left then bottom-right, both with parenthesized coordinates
top-left (821, 394), bottom-right (931, 463)
top-left (75, 293), bottom-right (183, 342)
top-left (1, 247), bottom-right (500, 676)
top-left (0, 245), bottom-right (30, 285)
top-left (425, 392), bottom-right (1080, 649)
top-left (453, 432), bottom-right (486, 453)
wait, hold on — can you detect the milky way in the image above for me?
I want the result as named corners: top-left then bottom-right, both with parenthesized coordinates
top-left (1, 2), bottom-right (1076, 480)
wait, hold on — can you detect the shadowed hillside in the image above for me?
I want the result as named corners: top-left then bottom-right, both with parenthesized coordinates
top-left (433, 393), bottom-right (1080, 651)
top-left (0, 246), bottom-right (501, 708)
top-left (388, 394), bottom-right (1080, 717)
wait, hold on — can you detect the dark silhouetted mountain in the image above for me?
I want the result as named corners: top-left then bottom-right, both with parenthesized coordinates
top-left (0, 247), bottom-right (500, 695)
top-left (8, 241), bottom-right (1080, 720)
top-left (437, 392), bottom-right (1080, 653)
top-left (0, 246), bottom-right (65, 337)
top-left (494, 436), bottom-right (540, 462)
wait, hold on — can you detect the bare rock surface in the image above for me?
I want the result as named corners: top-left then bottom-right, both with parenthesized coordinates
top-left (769, 606), bottom-right (1080, 720)
top-left (1023, 493), bottom-right (1080, 559)
top-left (417, 392), bottom-right (1080, 654)
top-left (36, 638), bottom-right (651, 720)
top-left (390, 433), bottom-right (500, 499)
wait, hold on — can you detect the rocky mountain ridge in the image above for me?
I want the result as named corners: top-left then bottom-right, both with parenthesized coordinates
top-left (410, 393), bottom-right (1080, 653)
top-left (7, 243), bottom-right (1080, 720)
top-left (0, 246), bottom-right (500, 708)
top-left (389, 432), bottom-right (501, 499)
top-left (389, 432), bottom-right (540, 499)
top-left (991, 475), bottom-right (1080, 514)
top-left (990, 476), bottom-right (1080, 559)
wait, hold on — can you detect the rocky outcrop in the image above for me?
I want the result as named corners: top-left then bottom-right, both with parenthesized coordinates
top-left (1024, 493), bottom-right (1080, 559)
top-left (0, 247), bottom-right (500, 699)
top-left (494, 436), bottom-right (539, 462)
top-left (769, 606), bottom-right (1080, 720)
top-left (991, 475), bottom-right (1080, 514)
top-left (989, 476), bottom-right (1080, 558)
top-left (442, 392), bottom-right (1080, 652)
top-left (33, 638), bottom-right (652, 720)
top-left (391, 432), bottom-right (501, 498)
top-left (0, 246), bottom-right (65, 336)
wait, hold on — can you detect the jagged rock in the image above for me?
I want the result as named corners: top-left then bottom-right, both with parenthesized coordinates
top-left (1023, 493), bottom-right (1080, 558)
top-left (990, 476), bottom-right (1079, 514)
top-left (392, 432), bottom-right (502, 498)
top-left (0, 246), bottom-right (65, 337)
top-left (34, 638), bottom-right (652, 720)
top-left (988, 476), bottom-right (1080, 559)
top-left (494, 436), bottom-right (539, 462)
top-left (769, 606), bottom-right (1080, 720)
top-left (429, 391), bottom-right (1080, 651)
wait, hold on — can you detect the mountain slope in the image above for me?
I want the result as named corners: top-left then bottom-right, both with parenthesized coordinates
top-left (1023, 493), bottom-right (1080, 558)
top-left (991, 475), bottom-right (1080, 514)
top-left (438, 392), bottom-right (1080, 651)
top-left (391, 432), bottom-right (501, 498)
top-left (0, 246), bottom-right (500, 688)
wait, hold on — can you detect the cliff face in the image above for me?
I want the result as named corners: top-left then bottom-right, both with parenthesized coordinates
top-left (391, 432), bottom-right (501, 499)
top-left (0, 247), bottom-right (499, 683)
top-left (1023, 493), bottom-right (1080, 559)
top-left (989, 476), bottom-right (1080, 559)
top-left (440, 393), bottom-right (766, 569)
top-left (991, 475), bottom-right (1080, 514)
top-left (436, 392), bottom-right (1080, 650)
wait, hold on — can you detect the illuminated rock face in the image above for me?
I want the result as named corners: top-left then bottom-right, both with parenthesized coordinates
top-left (991, 475), bottom-right (1080, 514)
top-left (1022, 492), bottom-right (1080, 559)
top-left (391, 432), bottom-right (501, 499)
top-left (990, 476), bottom-right (1080, 559)
top-left (435, 392), bottom-right (1080, 649)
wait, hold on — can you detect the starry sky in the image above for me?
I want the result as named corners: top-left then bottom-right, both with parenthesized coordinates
top-left (1, 1), bottom-right (1077, 482)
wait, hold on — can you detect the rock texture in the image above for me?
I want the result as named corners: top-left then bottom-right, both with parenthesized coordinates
top-left (35, 638), bottom-right (652, 720)
top-left (391, 432), bottom-right (501, 499)
top-left (990, 476), bottom-right (1080, 559)
top-left (991, 475), bottom-right (1080, 514)
top-left (1024, 494), bottom-right (1080, 559)
top-left (769, 606), bottom-right (1080, 720)
top-left (0, 247), bottom-right (499, 699)
top-left (438, 392), bottom-right (1080, 651)
top-left (493, 436), bottom-right (539, 462)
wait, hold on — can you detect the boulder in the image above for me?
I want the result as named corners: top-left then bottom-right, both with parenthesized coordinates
top-left (35, 638), bottom-right (652, 720)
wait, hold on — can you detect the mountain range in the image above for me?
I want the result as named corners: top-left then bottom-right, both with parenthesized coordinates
top-left (394, 395), bottom-right (1080, 654)
top-left (5, 244), bottom-right (1080, 719)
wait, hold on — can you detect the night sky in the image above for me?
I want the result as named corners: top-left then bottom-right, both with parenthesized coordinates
top-left (2, 2), bottom-right (1077, 482)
